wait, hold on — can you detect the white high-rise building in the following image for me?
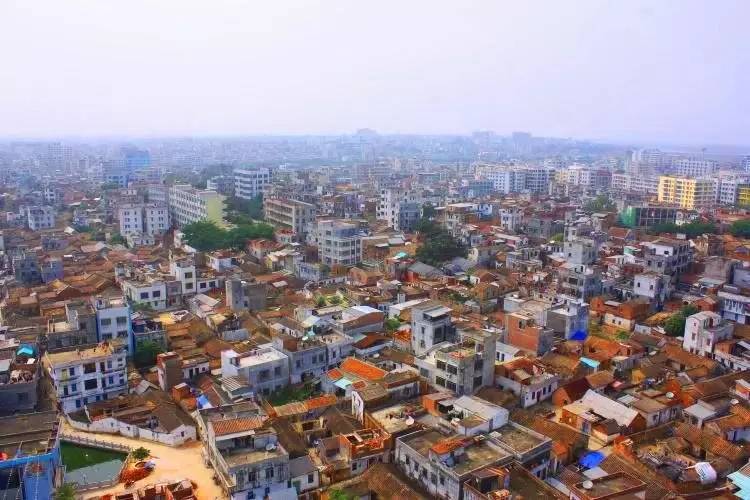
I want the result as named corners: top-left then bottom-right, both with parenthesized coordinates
top-left (168, 184), bottom-right (226, 228)
top-left (377, 188), bottom-right (421, 231)
top-left (118, 203), bottom-right (170, 235)
top-left (674, 158), bottom-right (716, 178)
top-left (234, 167), bottom-right (271, 200)
top-left (316, 219), bottom-right (363, 267)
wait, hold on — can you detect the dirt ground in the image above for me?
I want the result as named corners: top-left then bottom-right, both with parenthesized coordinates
top-left (62, 420), bottom-right (226, 500)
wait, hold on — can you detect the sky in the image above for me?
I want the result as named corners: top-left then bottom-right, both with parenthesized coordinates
top-left (1, 1), bottom-right (748, 145)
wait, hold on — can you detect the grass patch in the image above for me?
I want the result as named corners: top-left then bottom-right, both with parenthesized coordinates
top-left (61, 442), bottom-right (127, 472)
top-left (267, 383), bottom-right (317, 406)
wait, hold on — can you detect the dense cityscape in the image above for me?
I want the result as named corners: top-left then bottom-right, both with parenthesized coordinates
top-left (0, 133), bottom-right (749, 500)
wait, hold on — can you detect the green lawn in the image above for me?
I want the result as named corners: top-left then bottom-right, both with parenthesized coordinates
top-left (267, 383), bottom-right (317, 406)
top-left (60, 442), bottom-right (128, 472)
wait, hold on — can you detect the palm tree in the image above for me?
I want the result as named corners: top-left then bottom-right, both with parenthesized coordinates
top-left (55, 483), bottom-right (76, 500)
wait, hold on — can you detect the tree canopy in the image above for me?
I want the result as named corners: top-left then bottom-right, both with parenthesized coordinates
top-left (226, 195), bottom-right (264, 220)
top-left (730, 219), bottom-right (750, 238)
top-left (663, 304), bottom-right (700, 337)
top-left (584, 195), bottom-right (616, 213)
top-left (648, 220), bottom-right (717, 238)
top-left (422, 203), bottom-right (437, 219)
top-left (181, 220), bottom-right (275, 251)
top-left (133, 340), bottom-right (165, 368)
top-left (414, 219), bottom-right (467, 267)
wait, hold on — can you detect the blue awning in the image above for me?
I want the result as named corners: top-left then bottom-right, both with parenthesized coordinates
top-left (579, 451), bottom-right (605, 468)
top-left (17, 346), bottom-right (34, 357)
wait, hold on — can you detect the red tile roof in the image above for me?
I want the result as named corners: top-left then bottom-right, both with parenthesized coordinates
top-left (327, 368), bottom-right (343, 381)
top-left (340, 357), bottom-right (387, 381)
top-left (211, 417), bottom-right (265, 436)
top-left (304, 394), bottom-right (337, 411)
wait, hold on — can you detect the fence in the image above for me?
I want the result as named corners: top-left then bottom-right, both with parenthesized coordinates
top-left (60, 432), bottom-right (132, 453)
top-left (60, 433), bottom-right (132, 492)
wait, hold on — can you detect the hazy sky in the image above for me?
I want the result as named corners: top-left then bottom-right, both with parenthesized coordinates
top-left (2, 1), bottom-right (748, 144)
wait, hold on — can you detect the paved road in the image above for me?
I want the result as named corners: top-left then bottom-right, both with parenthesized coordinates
top-left (61, 420), bottom-right (225, 500)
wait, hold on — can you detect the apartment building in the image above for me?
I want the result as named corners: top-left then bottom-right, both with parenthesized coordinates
top-left (234, 167), bottom-right (271, 200)
top-left (272, 335), bottom-right (328, 384)
top-left (641, 238), bottom-right (692, 278)
top-left (47, 301), bottom-right (99, 351)
top-left (657, 176), bottom-right (715, 210)
top-left (121, 277), bottom-right (168, 310)
top-left (118, 202), bottom-right (170, 236)
top-left (91, 295), bottom-right (133, 352)
top-left (683, 311), bottom-right (733, 358)
top-left (44, 342), bottom-right (128, 413)
top-left (316, 219), bottom-right (363, 267)
top-left (674, 158), bottom-right (716, 178)
top-left (611, 173), bottom-right (659, 195)
top-left (495, 358), bottom-right (559, 408)
top-left (25, 206), bottom-right (56, 230)
top-left (716, 174), bottom-right (750, 205)
top-left (264, 198), bottom-right (315, 238)
top-left (377, 188), bottom-right (421, 231)
top-left (415, 329), bottom-right (497, 396)
top-left (411, 301), bottom-right (455, 356)
top-left (199, 404), bottom-right (292, 500)
top-left (221, 343), bottom-right (290, 396)
top-left (168, 183), bottom-right (226, 227)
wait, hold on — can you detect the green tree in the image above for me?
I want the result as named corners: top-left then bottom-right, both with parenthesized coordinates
top-left (329, 489), bottom-right (355, 500)
top-left (649, 221), bottom-right (717, 238)
top-left (730, 219), bottom-right (750, 238)
top-left (384, 318), bottom-right (401, 332)
top-left (181, 220), bottom-right (229, 251)
top-left (315, 295), bottom-right (327, 307)
top-left (132, 447), bottom-right (150, 461)
top-left (55, 484), bottom-right (77, 500)
top-left (422, 203), bottom-right (437, 219)
top-left (550, 232), bottom-right (564, 243)
top-left (664, 314), bottom-right (687, 337)
top-left (585, 195), bottom-right (616, 213)
top-left (133, 340), bottom-right (165, 368)
top-left (415, 228), bottom-right (467, 266)
top-left (681, 304), bottom-right (700, 317)
top-left (328, 295), bottom-right (342, 305)
top-left (110, 233), bottom-right (127, 246)
top-left (131, 302), bottom-right (154, 313)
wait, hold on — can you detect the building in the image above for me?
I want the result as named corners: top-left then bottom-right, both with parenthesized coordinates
top-left (619, 205), bottom-right (678, 228)
top-left (683, 311), bottom-right (733, 358)
top-left (415, 329), bottom-right (497, 396)
top-left (395, 429), bottom-right (513, 500)
top-left (657, 176), bottom-right (715, 210)
top-left (221, 343), bottom-right (290, 397)
top-left (411, 301), bottom-right (454, 356)
top-left (0, 411), bottom-right (62, 500)
top-left (226, 278), bottom-right (267, 312)
top-left (234, 167), bottom-right (271, 200)
top-left (495, 358), bottom-right (559, 408)
top-left (91, 295), bottom-right (133, 353)
top-left (25, 205), bottom-right (56, 230)
top-left (264, 198), bottom-right (316, 238)
top-left (118, 203), bottom-right (170, 236)
top-left (43, 342), bottom-right (128, 413)
top-left (316, 219), bottom-right (363, 267)
top-left (272, 335), bottom-right (328, 384)
top-left (674, 157), bottom-right (716, 178)
top-left (168, 183), bottom-right (225, 228)
top-left (377, 188), bottom-right (421, 231)
top-left (207, 175), bottom-right (236, 196)
top-left (642, 238), bottom-right (692, 279)
top-left (199, 404), bottom-right (294, 500)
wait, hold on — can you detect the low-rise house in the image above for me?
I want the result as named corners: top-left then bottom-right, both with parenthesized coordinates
top-left (683, 310), bottom-right (733, 358)
top-left (495, 358), bottom-right (559, 408)
top-left (395, 429), bottom-right (513, 500)
top-left (221, 343), bottom-right (290, 397)
top-left (272, 334), bottom-right (328, 384)
top-left (67, 390), bottom-right (197, 446)
top-left (317, 428), bottom-right (389, 482)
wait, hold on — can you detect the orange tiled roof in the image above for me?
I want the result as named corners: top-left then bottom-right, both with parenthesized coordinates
top-left (327, 368), bottom-right (343, 381)
top-left (212, 417), bottom-right (265, 436)
top-left (430, 437), bottom-right (471, 455)
top-left (340, 357), bottom-right (387, 381)
top-left (305, 394), bottom-right (337, 410)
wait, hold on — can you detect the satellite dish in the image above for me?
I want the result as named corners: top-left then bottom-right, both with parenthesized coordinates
top-left (666, 392), bottom-right (674, 399)
top-left (582, 480), bottom-right (594, 490)
top-left (731, 399), bottom-right (739, 405)
top-left (405, 416), bottom-right (415, 425)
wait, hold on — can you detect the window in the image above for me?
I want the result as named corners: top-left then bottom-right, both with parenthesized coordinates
top-left (140, 292), bottom-right (149, 299)
top-left (185, 283), bottom-right (193, 290)
top-left (308, 473), bottom-right (314, 483)
top-left (152, 290), bottom-right (161, 298)
top-left (184, 272), bottom-right (193, 279)
top-left (266, 467), bottom-right (274, 479)
top-left (83, 363), bottom-right (96, 374)
top-left (116, 317), bottom-right (127, 325)
top-left (84, 379), bottom-right (98, 390)
top-left (100, 318), bottom-right (112, 326)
